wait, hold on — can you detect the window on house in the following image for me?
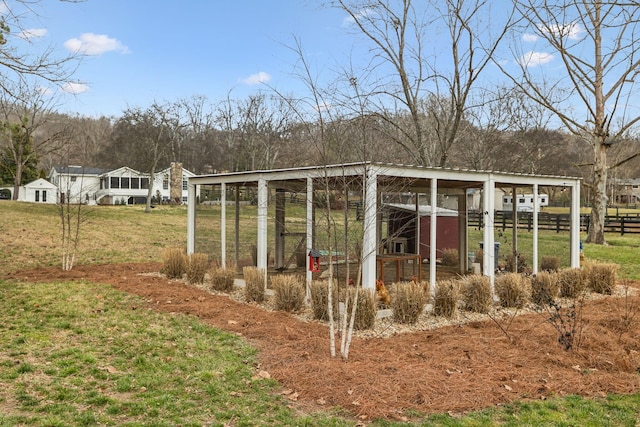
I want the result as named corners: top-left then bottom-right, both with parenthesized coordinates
top-left (70, 176), bottom-right (77, 182)
top-left (131, 177), bottom-right (139, 189)
top-left (110, 177), bottom-right (120, 189)
top-left (519, 198), bottom-right (525, 204)
top-left (121, 177), bottom-right (130, 189)
top-left (182, 178), bottom-right (188, 191)
top-left (35, 190), bottom-right (40, 202)
top-left (182, 196), bottom-right (187, 203)
top-left (163, 175), bottom-right (169, 190)
top-left (141, 178), bottom-right (149, 189)
top-left (42, 191), bottom-right (47, 202)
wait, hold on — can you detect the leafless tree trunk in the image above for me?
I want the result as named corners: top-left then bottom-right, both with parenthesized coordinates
top-left (499, 0), bottom-right (640, 244)
top-left (335, 0), bottom-right (513, 167)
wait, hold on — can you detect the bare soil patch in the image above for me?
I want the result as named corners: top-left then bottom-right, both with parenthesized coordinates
top-left (6, 263), bottom-right (640, 421)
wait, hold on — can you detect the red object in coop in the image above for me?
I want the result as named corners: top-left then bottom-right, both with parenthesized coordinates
top-left (308, 249), bottom-right (321, 272)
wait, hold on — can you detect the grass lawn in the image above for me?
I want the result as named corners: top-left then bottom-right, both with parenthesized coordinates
top-left (2, 201), bottom-right (640, 425)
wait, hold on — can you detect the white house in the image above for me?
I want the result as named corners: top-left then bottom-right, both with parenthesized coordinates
top-left (502, 193), bottom-right (549, 212)
top-left (20, 178), bottom-right (57, 203)
top-left (49, 166), bottom-right (108, 204)
top-left (48, 163), bottom-right (199, 205)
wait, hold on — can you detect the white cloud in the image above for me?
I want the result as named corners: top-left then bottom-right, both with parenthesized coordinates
top-left (61, 82), bottom-right (89, 94)
top-left (342, 7), bottom-right (375, 27)
top-left (17, 28), bottom-right (47, 40)
top-left (64, 33), bottom-right (129, 56)
top-left (239, 71), bottom-right (271, 85)
top-left (540, 22), bottom-right (583, 40)
top-left (517, 51), bottom-right (554, 67)
top-left (522, 33), bottom-right (538, 43)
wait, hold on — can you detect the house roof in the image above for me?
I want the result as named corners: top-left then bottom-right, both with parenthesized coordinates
top-left (189, 161), bottom-right (581, 191)
top-left (24, 178), bottom-right (57, 189)
top-left (385, 203), bottom-right (458, 217)
top-left (52, 165), bottom-right (109, 176)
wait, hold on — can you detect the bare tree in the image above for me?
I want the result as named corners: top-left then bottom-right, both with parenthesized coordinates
top-left (334, 0), bottom-right (514, 167)
top-left (500, 0), bottom-right (640, 244)
top-left (0, 1), bottom-right (81, 95)
top-left (0, 81), bottom-right (61, 199)
top-left (110, 102), bottom-right (181, 212)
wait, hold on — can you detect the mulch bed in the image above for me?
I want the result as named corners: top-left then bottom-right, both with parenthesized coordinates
top-left (6, 262), bottom-right (640, 421)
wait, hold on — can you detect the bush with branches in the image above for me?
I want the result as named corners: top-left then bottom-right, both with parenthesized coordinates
top-left (584, 262), bottom-right (618, 295)
top-left (558, 268), bottom-right (587, 298)
top-left (310, 280), bottom-right (339, 321)
top-left (531, 271), bottom-right (559, 306)
top-left (345, 288), bottom-right (376, 330)
top-left (208, 262), bottom-right (236, 292)
top-left (441, 248), bottom-right (459, 267)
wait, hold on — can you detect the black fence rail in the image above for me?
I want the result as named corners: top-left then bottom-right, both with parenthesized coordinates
top-left (468, 211), bottom-right (640, 235)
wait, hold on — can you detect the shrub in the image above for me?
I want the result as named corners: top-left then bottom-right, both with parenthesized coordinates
top-left (345, 288), bottom-right (376, 330)
top-left (186, 253), bottom-right (208, 284)
top-left (441, 248), bottom-right (459, 267)
top-left (495, 273), bottom-right (530, 308)
top-left (243, 266), bottom-right (265, 303)
top-left (392, 281), bottom-right (429, 324)
top-left (461, 275), bottom-right (493, 313)
top-left (531, 271), bottom-right (559, 306)
top-left (310, 280), bottom-right (339, 321)
top-left (433, 280), bottom-right (460, 318)
top-left (540, 256), bottom-right (560, 272)
top-left (558, 268), bottom-right (587, 298)
top-left (208, 263), bottom-right (236, 292)
top-left (584, 262), bottom-right (618, 295)
top-left (271, 275), bottom-right (306, 312)
top-left (162, 247), bottom-right (186, 279)
top-left (504, 252), bottom-right (528, 273)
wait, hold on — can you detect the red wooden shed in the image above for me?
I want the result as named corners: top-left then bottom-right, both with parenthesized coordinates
top-left (385, 203), bottom-right (459, 260)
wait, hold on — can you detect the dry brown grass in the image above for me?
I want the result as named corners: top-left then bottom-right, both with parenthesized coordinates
top-left (344, 288), bottom-right (376, 330)
top-left (186, 253), bottom-right (208, 284)
top-left (584, 261), bottom-right (618, 295)
top-left (433, 279), bottom-right (460, 318)
top-left (391, 281), bottom-right (429, 324)
top-left (531, 271), bottom-right (559, 305)
top-left (461, 275), bottom-right (493, 313)
top-left (271, 274), bottom-right (305, 312)
top-left (243, 266), bottom-right (266, 303)
top-left (163, 247), bottom-right (187, 279)
top-left (441, 248), bottom-right (459, 267)
top-left (208, 263), bottom-right (237, 292)
top-left (558, 267), bottom-right (587, 298)
top-left (495, 273), bottom-right (530, 308)
top-left (309, 280), bottom-right (339, 321)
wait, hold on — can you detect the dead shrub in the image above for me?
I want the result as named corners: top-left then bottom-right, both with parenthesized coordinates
top-left (186, 253), bottom-right (208, 284)
top-left (441, 248), bottom-right (459, 267)
top-left (271, 275), bottom-right (305, 312)
top-left (392, 281), bottom-right (429, 324)
top-left (345, 288), bottom-right (376, 330)
top-left (433, 279), bottom-right (460, 318)
top-left (310, 280), bottom-right (339, 321)
top-left (504, 252), bottom-right (528, 273)
top-left (540, 256), bottom-right (560, 272)
top-left (163, 247), bottom-right (186, 279)
top-left (243, 266), bottom-right (265, 303)
top-left (558, 268), bottom-right (587, 298)
top-left (461, 275), bottom-right (493, 313)
top-left (584, 262), bottom-right (618, 295)
top-left (531, 271), bottom-right (559, 306)
top-left (495, 273), bottom-right (530, 308)
top-left (208, 263), bottom-right (236, 292)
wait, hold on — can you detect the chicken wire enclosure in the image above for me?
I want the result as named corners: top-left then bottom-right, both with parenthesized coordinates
top-left (188, 162), bottom-right (582, 290)
top-left (194, 184), bottom-right (320, 270)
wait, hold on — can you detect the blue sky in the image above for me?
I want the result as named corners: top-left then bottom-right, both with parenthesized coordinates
top-left (11, 0), bottom-right (354, 117)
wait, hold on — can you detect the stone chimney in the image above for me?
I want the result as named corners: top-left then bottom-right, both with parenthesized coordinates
top-left (169, 162), bottom-right (183, 204)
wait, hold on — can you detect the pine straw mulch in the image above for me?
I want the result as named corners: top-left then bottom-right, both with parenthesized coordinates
top-left (6, 262), bottom-right (640, 421)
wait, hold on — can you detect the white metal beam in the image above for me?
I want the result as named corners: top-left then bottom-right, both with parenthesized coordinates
top-left (570, 183), bottom-right (581, 268)
top-left (306, 177), bottom-right (313, 297)
top-left (187, 183), bottom-right (196, 254)
top-left (257, 179), bottom-right (268, 273)
top-left (532, 183), bottom-right (539, 275)
top-left (362, 168), bottom-right (377, 290)
top-left (429, 178), bottom-right (437, 299)
top-left (221, 183), bottom-right (226, 267)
